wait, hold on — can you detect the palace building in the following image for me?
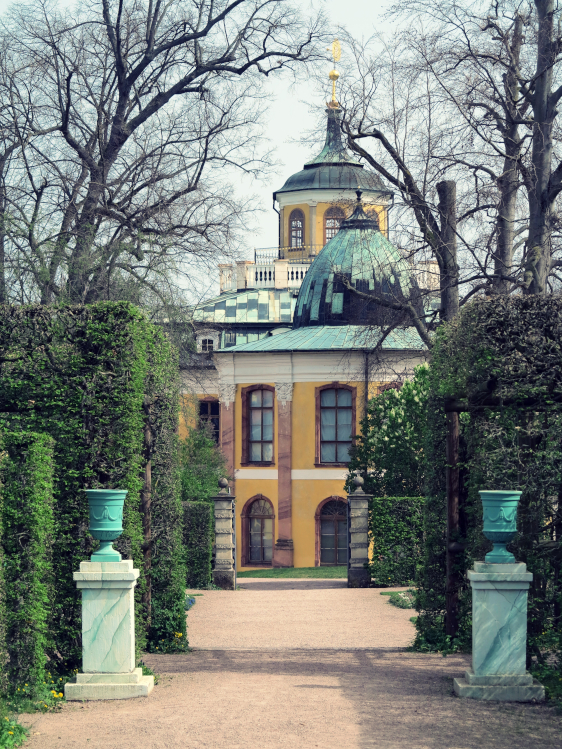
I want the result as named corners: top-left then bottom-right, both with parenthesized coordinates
top-left (183, 97), bottom-right (432, 569)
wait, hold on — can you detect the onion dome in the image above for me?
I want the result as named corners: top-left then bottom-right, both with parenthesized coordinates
top-left (292, 193), bottom-right (420, 329)
top-left (273, 108), bottom-right (392, 199)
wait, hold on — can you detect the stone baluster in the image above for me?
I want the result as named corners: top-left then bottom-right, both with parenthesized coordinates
top-left (347, 476), bottom-right (371, 588)
top-left (212, 478), bottom-right (236, 590)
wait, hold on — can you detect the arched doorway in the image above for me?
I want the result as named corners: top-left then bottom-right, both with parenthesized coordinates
top-left (241, 495), bottom-right (275, 566)
top-left (315, 497), bottom-right (348, 566)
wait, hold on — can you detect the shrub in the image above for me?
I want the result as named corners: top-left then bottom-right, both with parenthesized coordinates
top-left (0, 303), bottom-right (182, 668)
top-left (183, 501), bottom-right (214, 589)
top-left (0, 433), bottom-right (55, 692)
top-left (369, 496), bottom-right (424, 587)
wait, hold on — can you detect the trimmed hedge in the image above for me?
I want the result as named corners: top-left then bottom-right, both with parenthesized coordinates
top-left (0, 432), bottom-right (55, 691)
top-left (183, 502), bottom-right (213, 589)
top-left (369, 496), bottom-right (424, 586)
top-left (0, 303), bottom-right (183, 669)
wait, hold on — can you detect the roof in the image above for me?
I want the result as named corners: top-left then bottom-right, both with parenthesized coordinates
top-left (222, 324), bottom-right (425, 353)
top-left (192, 289), bottom-right (297, 325)
top-left (292, 200), bottom-right (418, 329)
top-left (273, 108), bottom-right (392, 200)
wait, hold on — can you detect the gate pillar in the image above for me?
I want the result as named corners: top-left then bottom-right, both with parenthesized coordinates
top-left (347, 476), bottom-right (371, 588)
top-left (212, 478), bottom-right (236, 590)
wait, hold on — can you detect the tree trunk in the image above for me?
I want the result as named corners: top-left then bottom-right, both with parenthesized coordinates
top-left (494, 15), bottom-right (524, 295)
top-left (436, 181), bottom-right (459, 322)
top-left (525, 0), bottom-right (556, 294)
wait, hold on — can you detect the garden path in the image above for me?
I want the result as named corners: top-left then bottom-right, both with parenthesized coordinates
top-left (22, 579), bottom-right (562, 749)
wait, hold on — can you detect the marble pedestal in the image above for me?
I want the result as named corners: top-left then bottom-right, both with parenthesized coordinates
top-left (65, 561), bottom-right (154, 700)
top-left (453, 562), bottom-right (544, 702)
top-left (212, 493), bottom-right (236, 590)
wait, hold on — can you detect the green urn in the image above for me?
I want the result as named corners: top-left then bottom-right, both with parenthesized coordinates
top-left (479, 489), bottom-right (522, 563)
top-left (86, 489), bottom-right (127, 562)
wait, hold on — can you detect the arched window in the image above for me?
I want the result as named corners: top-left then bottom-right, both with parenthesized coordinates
top-left (201, 338), bottom-right (214, 352)
top-left (289, 209), bottom-right (305, 248)
top-left (324, 206), bottom-right (345, 244)
top-left (316, 498), bottom-right (348, 566)
top-left (316, 385), bottom-right (355, 464)
top-left (241, 495), bottom-right (275, 566)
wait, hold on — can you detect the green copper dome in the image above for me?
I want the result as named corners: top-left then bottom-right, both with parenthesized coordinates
top-left (293, 197), bottom-right (419, 329)
top-left (273, 108), bottom-right (392, 200)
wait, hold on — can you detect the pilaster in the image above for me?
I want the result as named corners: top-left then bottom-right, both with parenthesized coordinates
top-left (273, 381), bottom-right (294, 567)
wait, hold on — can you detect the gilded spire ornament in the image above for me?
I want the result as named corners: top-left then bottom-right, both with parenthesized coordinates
top-left (326, 39), bottom-right (341, 108)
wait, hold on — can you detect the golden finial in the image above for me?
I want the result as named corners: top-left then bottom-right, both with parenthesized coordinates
top-left (326, 39), bottom-right (341, 108)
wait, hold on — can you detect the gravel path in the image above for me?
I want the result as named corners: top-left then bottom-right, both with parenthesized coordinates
top-left (22, 579), bottom-right (562, 749)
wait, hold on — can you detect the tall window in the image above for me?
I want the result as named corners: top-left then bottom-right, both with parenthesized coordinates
top-left (248, 498), bottom-right (274, 564)
top-left (289, 209), bottom-right (305, 248)
top-left (319, 387), bottom-right (353, 463)
top-left (199, 400), bottom-right (219, 442)
top-left (324, 206), bottom-right (345, 244)
top-left (242, 386), bottom-right (275, 464)
top-left (201, 338), bottom-right (214, 352)
top-left (319, 499), bottom-right (348, 565)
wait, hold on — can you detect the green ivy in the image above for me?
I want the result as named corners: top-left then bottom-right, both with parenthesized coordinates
top-left (183, 501), bottom-right (214, 589)
top-left (369, 497), bottom-right (424, 587)
top-left (0, 303), bottom-right (183, 671)
top-left (417, 296), bottom-right (562, 668)
top-left (0, 432), bottom-right (55, 692)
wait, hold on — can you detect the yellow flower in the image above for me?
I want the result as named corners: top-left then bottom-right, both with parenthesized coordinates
top-left (4, 717), bottom-right (8, 721)
top-left (58, 693), bottom-right (63, 698)
top-left (8, 731), bottom-right (13, 735)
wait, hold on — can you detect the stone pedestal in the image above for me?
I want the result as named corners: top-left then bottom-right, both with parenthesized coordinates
top-left (453, 562), bottom-right (544, 702)
top-left (213, 485), bottom-right (236, 590)
top-left (347, 479), bottom-right (371, 588)
top-left (65, 561), bottom-right (154, 700)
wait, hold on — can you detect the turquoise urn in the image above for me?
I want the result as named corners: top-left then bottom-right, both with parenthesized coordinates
top-left (479, 489), bottom-right (522, 563)
top-left (86, 489), bottom-right (127, 562)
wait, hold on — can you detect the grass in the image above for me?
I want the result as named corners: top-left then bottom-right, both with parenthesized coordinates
top-left (237, 566), bottom-right (347, 578)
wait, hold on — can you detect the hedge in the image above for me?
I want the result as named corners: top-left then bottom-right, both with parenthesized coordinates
top-left (369, 496), bottom-right (424, 586)
top-left (0, 432), bottom-right (55, 691)
top-left (0, 303), bottom-right (184, 669)
top-left (183, 501), bottom-right (213, 589)
top-left (417, 296), bottom-right (562, 660)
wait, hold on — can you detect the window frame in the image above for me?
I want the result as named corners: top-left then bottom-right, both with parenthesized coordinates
top-left (314, 496), bottom-right (348, 567)
top-left (289, 209), bottom-right (305, 249)
top-left (198, 397), bottom-right (220, 444)
top-left (323, 206), bottom-right (345, 245)
top-left (315, 383), bottom-right (356, 466)
top-left (241, 384), bottom-right (276, 466)
top-left (201, 338), bottom-right (214, 352)
top-left (241, 494), bottom-right (275, 567)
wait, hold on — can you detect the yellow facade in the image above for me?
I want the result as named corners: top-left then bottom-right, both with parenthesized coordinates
top-left (281, 202), bottom-right (388, 248)
top-left (229, 379), bottom-right (369, 570)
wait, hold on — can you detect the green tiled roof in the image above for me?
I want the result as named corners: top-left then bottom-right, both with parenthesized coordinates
top-left (193, 289), bottom-right (297, 324)
top-left (222, 325), bottom-right (426, 353)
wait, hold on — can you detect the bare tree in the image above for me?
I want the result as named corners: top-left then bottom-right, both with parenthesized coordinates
top-left (0, 0), bottom-right (325, 304)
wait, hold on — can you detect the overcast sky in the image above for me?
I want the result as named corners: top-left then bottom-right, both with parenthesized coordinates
top-left (0, 0), bottom-right (394, 293)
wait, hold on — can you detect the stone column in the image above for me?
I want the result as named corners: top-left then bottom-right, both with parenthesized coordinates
top-left (308, 202), bottom-right (317, 250)
top-left (212, 478), bottom-right (236, 590)
top-left (273, 382), bottom-right (294, 567)
top-left (65, 560), bottom-right (154, 700)
top-left (347, 476), bottom-right (371, 588)
top-left (453, 562), bottom-right (545, 701)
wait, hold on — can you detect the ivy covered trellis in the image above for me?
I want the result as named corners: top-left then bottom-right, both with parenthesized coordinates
top-left (418, 295), bottom-right (562, 669)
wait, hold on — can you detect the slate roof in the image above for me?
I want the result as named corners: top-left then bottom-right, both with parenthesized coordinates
top-left (224, 324), bottom-right (425, 353)
top-left (273, 108), bottom-right (392, 200)
top-left (192, 289), bottom-right (297, 325)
